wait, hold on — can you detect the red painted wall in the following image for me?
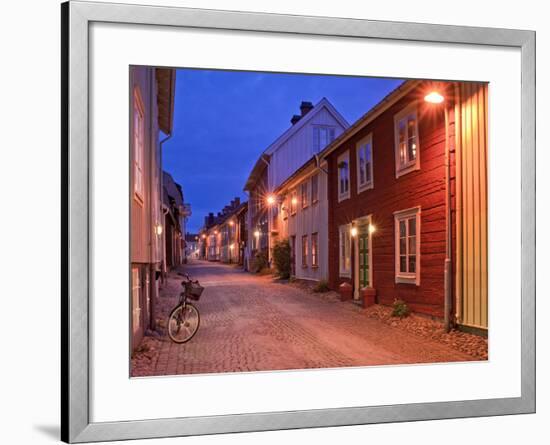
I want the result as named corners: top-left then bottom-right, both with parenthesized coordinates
top-left (326, 84), bottom-right (456, 318)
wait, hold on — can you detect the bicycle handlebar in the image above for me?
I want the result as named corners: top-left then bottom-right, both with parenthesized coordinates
top-left (178, 272), bottom-right (199, 285)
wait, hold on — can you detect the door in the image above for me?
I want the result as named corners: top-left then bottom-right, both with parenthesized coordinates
top-left (355, 218), bottom-right (371, 299)
top-left (290, 236), bottom-right (296, 277)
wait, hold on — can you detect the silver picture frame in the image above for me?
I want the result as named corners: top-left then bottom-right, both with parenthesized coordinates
top-left (61, 1), bottom-right (536, 442)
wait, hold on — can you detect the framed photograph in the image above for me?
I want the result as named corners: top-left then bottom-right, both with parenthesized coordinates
top-left (62, 1), bottom-right (535, 442)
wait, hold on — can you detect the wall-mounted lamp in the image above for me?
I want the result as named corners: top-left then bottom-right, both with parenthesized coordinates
top-left (266, 195), bottom-right (276, 205)
top-left (369, 224), bottom-right (376, 234)
top-left (424, 91), bottom-right (444, 104)
top-left (254, 230), bottom-right (261, 238)
top-left (155, 224), bottom-right (163, 236)
top-left (350, 226), bottom-right (358, 237)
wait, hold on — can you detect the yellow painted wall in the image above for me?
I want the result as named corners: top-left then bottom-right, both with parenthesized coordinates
top-left (455, 82), bottom-right (489, 330)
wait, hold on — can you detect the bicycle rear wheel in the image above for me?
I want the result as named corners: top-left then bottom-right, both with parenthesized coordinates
top-left (167, 303), bottom-right (200, 343)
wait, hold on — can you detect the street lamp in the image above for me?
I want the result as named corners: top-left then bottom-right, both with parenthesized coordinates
top-left (266, 194), bottom-right (276, 205)
top-left (254, 230), bottom-right (260, 238)
top-left (369, 224), bottom-right (376, 234)
top-left (350, 226), bottom-right (358, 237)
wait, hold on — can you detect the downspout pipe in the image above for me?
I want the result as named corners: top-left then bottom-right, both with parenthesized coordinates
top-left (314, 153), bottom-right (329, 175)
top-left (443, 102), bottom-right (452, 332)
top-left (259, 155), bottom-right (271, 265)
top-left (152, 129), bottom-right (172, 331)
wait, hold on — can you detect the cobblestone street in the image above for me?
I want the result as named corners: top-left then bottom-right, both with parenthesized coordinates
top-left (132, 260), bottom-right (478, 377)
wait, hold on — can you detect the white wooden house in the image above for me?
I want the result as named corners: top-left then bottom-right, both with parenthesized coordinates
top-left (130, 67), bottom-right (175, 350)
top-left (244, 99), bottom-right (348, 274)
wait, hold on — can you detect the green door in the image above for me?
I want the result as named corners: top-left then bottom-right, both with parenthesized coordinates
top-left (358, 222), bottom-right (370, 288)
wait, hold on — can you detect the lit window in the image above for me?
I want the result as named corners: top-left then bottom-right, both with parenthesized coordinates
top-left (311, 233), bottom-right (318, 267)
top-left (357, 134), bottom-right (374, 192)
top-left (311, 174), bottom-right (319, 204)
top-left (133, 88), bottom-right (145, 203)
top-left (313, 126), bottom-right (336, 152)
top-left (301, 235), bottom-right (308, 267)
top-left (339, 224), bottom-right (351, 277)
top-left (290, 190), bottom-right (297, 215)
top-left (301, 182), bottom-right (308, 209)
top-left (337, 151), bottom-right (350, 201)
top-left (394, 207), bottom-right (421, 284)
top-left (394, 104), bottom-right (420, 177)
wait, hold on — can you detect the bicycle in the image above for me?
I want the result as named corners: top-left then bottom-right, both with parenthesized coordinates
top-left (167, 273), bottom-right (204, 343)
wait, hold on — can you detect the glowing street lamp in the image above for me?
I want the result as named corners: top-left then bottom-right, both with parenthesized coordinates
top-left (229, 220), bottom-right (235, 226)
top-left (266, 194), bottom-right (276, 205)
top-left (291, 196), bottom-right (298, 206)
top-left (155, 224), bottom-right (163, 236)
top-left (424, 91), bottom-right (444, 104)
top-left (369, 224), bottom-right (376, 234)
top-left (350, 226), bottom-right (358, 237)
top-left (201, 234), bottom-right (206, 239)
top-left (254, 230), bottom-right (261, 238)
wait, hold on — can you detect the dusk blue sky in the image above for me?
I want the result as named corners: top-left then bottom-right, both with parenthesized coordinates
top-left (162, 69), bottom-right (403, 233)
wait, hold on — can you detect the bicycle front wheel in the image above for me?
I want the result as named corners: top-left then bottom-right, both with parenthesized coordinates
top-left (167, 303), bottom-right (200, 344)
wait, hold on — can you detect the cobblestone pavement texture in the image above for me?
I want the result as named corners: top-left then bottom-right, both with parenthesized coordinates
top-left (131, 260), bottom-right (481, 377)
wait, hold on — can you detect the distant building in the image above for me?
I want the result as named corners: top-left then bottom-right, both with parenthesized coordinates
top-left (162, 171), bottom-right (191, 271)
top-left (185, 233), bottom-right (200, 259)
top-left (199, 198), bottom-right (248, 266)
top-left (244, 99), bottom-right (349, 271)
top-left (130, 67), bottom-right (175, 350)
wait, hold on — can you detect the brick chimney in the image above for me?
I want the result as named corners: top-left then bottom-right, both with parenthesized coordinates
top-left (290, 114), bottom-right (301, 125)
top-left (234, 197), bottom-right (241, 207)
top-left (300, 101), bottom-right (314, 116)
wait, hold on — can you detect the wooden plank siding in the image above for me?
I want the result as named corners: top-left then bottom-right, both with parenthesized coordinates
top-left (269, 106), bottom-right (346, 190)
top-left (274, 163), bottom-right (330, 282)
top-left (326, 84), bottom-right (456, 318)
top-left (455, 83), bottom-right (488, 330)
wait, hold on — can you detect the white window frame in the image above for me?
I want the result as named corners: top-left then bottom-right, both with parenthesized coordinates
top-left (394, 103), bottom-right (420, 178)
top-left (290, 189), bottom-right (297, 216)
top-left (131, 267), bottom-right (141, 335)
top-left (133, 87), bottom-right (145, 204)
top-left (394, 206), bottom-right (421, 285)
top-left (301, 181), bottom-right (309, 209)
top-left (356, 133), bottom-right (374, 193)
top-left (339, 224), bottom-right (352, 277)
top-left (311, 232), bottom-right (318, 268)
top-left (337, 151), bottom-right (350, 202)
top-left (313, 126), bottom-right (336, 152)
top-left (311, 173), bottom-right (319, 204)
top-left (301, 235), bottom-right (308, 267)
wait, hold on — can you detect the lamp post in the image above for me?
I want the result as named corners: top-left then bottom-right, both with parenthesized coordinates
top-left (425, 89), bottom-right (452, 332)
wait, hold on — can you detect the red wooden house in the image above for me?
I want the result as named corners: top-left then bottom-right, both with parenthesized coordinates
top-left (322, 80), bottom-right (488, 334)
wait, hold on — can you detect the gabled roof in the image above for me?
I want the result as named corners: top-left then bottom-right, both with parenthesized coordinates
top-left (244, 97), bottom-right (349, 191)
top-left (163, 170), bottom-right (183, 207)
top-left (320, 80), bottom-right (420, 161)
